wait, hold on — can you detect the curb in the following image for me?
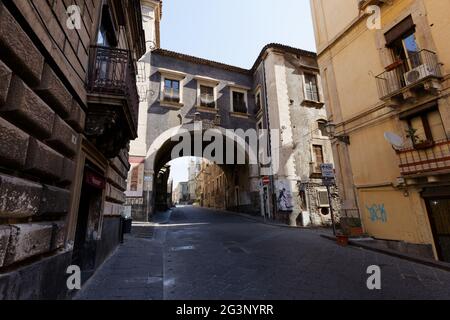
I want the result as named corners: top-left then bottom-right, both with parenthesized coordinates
top-left (320, 234), bottom-right (450, 272)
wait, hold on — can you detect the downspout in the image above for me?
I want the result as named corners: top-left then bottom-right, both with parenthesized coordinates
top-left (261, 57), bottom-right (277, 220)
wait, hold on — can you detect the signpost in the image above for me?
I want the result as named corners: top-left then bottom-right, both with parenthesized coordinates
top-left (321, 164), bottom-right (337, 236)
top-left (262, 176), bottom-right (270, 185)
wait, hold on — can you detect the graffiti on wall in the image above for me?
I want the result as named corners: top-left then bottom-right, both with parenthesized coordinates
top-left (366, 204), bottom-right (388, 223)
top-left (276, 180), bottom-right (293, 212)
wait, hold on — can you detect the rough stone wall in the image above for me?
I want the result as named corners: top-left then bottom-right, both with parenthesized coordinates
top-left (255, 50), bottom-right (339, 226)
top-left (0, 2), bottom-right (85, 271)
top-left (0, 0), bottom-right (134, 299)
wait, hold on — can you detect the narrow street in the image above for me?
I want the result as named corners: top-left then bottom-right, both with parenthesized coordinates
top-left (76, 206), bottom-right (450, 300)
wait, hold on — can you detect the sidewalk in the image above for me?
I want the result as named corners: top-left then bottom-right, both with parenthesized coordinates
top-left (74, 212), bottom-right (171, 300)
top-left (320, 234), bottom-right (450, 272)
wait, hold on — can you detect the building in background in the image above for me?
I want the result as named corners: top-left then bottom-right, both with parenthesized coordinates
top-left (0, 0), bottom-right (145, 298)
top-left (311, 0), bottom-right (450, 261)
top-left (173, 182), bottom-right (189, 205)
top-left (187, 158), bottom-right (199, 204)
top-left (196, 160), bottom-right (227, 210)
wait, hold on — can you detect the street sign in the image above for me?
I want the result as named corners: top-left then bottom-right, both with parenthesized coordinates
top-left (262, 176), bottom-right (270, 185)
top-left (320, 163), bottom-right (335, 179)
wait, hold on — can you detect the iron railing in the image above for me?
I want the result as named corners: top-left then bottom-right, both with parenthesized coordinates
top-left (397, 138), bottom-right (450, 175)
top-left (87, 45), bottom-right (139, 128)
top-left (375, 49), bottom-right (441, 99)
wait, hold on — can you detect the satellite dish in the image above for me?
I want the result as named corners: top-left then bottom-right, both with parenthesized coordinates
top-left (384, 132), bottom-right (404, 150)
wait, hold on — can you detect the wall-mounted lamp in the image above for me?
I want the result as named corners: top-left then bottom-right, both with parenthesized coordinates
top-left (325, 122), bottom-right (351, 145)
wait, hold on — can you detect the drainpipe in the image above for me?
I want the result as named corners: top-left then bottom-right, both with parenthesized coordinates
top-left (261, 57), bottom-right (276, 220)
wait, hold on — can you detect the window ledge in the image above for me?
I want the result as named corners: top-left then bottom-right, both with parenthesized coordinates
top-left (230, 111), bottom-right (250, 119)
top-left (196, 106), bottom-right (218, 113)
top-left (160, 100), bottom-right (184, 108)
top-left (301, 99), bottom-right (325, 109)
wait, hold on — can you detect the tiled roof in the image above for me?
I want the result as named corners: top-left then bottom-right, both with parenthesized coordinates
top-left (250, 43), bottom-right (317, 72)
top-left (152, 43), bottom-right (317, 75)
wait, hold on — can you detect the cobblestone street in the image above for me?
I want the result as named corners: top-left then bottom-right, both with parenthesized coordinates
top-left (76, 206), bottom-right (450, 300)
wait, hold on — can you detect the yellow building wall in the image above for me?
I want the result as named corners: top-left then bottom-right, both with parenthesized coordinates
top-left (423, 0), bottom-right (450, 75)
top-left (311, 0), bottom-right (449, 255)
top-left (348, 118), bottom-right (401, 185)
top-left (358, 187), bottom-right (435, 246)
top-left (331, 30), bottom-right (382, 121)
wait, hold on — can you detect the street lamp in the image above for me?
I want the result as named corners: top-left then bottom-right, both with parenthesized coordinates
top-left (325, 122), bottom-right (350, 145)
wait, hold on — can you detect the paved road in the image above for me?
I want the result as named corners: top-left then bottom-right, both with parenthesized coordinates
top-left (76, 206), bottom-right (450, 300)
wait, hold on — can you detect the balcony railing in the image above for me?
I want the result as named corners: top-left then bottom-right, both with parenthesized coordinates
top-left (87, 45), bottom-right (139, 128)
top-left (375, 49), bottom-right (441, 99)
top-left (397, 138), bottom-right (450, 176)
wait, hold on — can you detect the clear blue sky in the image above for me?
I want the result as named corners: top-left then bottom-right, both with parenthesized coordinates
top-left (160, 0), bottom-right (317, 69)
top-left (164, 0), bottom-right (317, 188)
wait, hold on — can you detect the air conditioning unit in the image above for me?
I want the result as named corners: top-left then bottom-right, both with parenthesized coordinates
top-left (404, 64), bottom-right (437, 86)
top-left (317, 190), bottom-right (330, 208)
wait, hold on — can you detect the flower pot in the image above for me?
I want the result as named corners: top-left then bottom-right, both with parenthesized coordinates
top-left (336, 234), bottom-right (349, 246)
top-left (350, 227), bottom-right (363, 236)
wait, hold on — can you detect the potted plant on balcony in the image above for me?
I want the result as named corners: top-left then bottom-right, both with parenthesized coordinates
top-left (385, 59), bottom-right (404, 72)
top-left (406, 128), bottom-right (435, 150)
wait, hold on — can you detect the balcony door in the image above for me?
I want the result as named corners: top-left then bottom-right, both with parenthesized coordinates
top-left (385, 15), bottom-right (421, 71)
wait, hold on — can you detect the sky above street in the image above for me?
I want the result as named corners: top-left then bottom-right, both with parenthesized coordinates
top-left (163, 0), bottom-right (317, 188)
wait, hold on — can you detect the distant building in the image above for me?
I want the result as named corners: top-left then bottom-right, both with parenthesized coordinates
top-left (173, 182), bottom-right (189, 204)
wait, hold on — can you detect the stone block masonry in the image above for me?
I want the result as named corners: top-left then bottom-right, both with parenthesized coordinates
top-left (0, 4), bottom-right (76, 276)
top-left (0, 60), bottom-right (12, 105)
top-left (0, 116), bottom-right (30, 169)
top-left (2, 76), bottom-right (55, 139)
top-left (4, 223), bottom-right (53, 266)
top-left (34, 64), bottom-right (72, 118)
top-left (0, 2), bottom-right (44, 86)
top-left (0, 173), bottom-right (42, 219)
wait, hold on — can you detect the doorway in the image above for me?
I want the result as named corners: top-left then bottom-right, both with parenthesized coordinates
top-left (72, 164), bottom-right (105, 269)
top-left (262, 186), bottom-right (271, 219)
top-left (425, 197), bottom-right (450, 262)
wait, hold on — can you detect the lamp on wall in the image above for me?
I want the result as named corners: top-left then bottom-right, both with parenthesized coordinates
top-left (325, 122), bottom-right (351, 145)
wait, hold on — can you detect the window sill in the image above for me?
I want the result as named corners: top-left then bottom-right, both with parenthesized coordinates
top-left (301, 99), bottom-right (324, 109)
top-left (160, 100), bottom-right (184, 108)
top-left (196, 106), bottom-right (218, 113)
top-left (230, 111), bottom-right (250, 119)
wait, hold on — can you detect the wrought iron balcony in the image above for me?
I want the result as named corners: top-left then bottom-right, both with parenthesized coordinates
top-left (375, 49), bottom-right (442, 100)
top-left (397, 138), bottom-right (450, 176)
top-left (87, 45), bottom-right (139, 132)
top-left (86, 45), bottom-right (140, 158)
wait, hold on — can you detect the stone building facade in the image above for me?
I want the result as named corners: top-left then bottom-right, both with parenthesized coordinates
top-left (252, 44), bottom-right (338, 226)
top-left (0, 0), bottom-right (145, 299)
top-left (126, 40), bottom-right (338, 227)
top-left (311, 0), bottom-right (450, 261)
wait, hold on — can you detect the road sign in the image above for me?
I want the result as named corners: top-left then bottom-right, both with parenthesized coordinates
top-left (262, 176), bottom-right (270, 185)
top-left (321, 163), bottom-right (335, 179)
